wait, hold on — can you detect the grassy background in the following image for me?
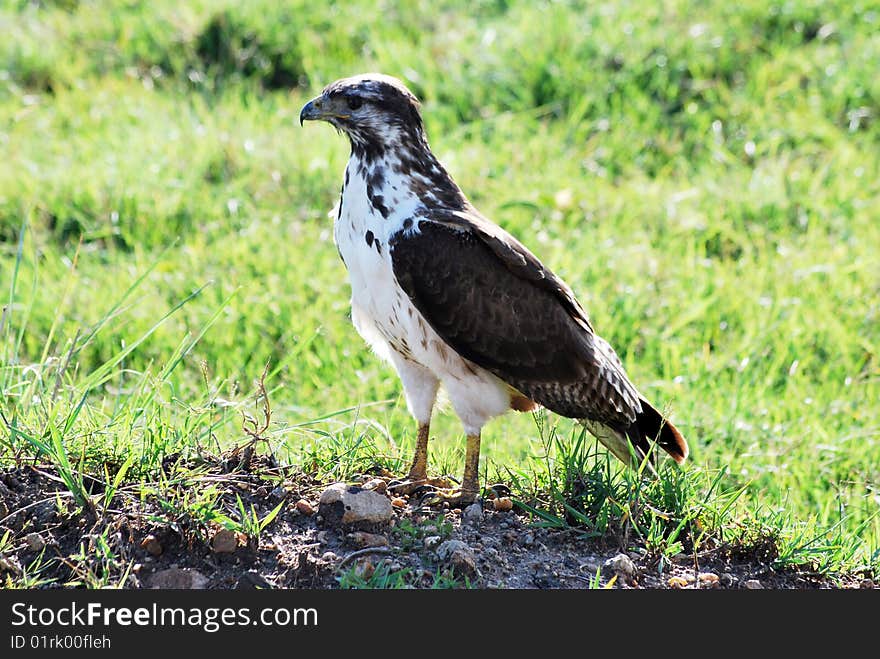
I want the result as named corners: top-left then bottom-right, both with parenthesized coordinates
top-left (1, 0), bottom-right (878, 579)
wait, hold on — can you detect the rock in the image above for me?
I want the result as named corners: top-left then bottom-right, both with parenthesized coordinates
top-left (424, 535), bottom-right (442, 549)
top-left (721, 573), bottom-right (738, 588)
top-left (744, 579), bottom-right (763, 589)
top-left (436, 540), bottom-right (479, 580)
top-left (668, 576), bottom-right (690, 588)
top-left (236, 571), bottom-right (272, 590)
top-left (521, 532), bottom-right (535, 547)
top-left (321, 551), bottom-right (338, 563)
top-left (318, 483), bottom-right (393, 529)
top-left (462, 502), bottom-right (483, 526)
top-left (148, 568), bottom-right (208, 589)
top-left (25, 532), bottom-right (45, 552)
top-left (859, 578), bottom-right (874, 589)
top-left (698, 572), bottom-right (720, 587)
top-left (346, 531), bottom-right (389, 548)
top-left (140, 534), bottom-right (162, 557)
top-left (353, 559), bottom-right (375, 580)
top-left (269, 486), bottom-right (286, 500)
top-left (603, 553), bottom-right (636, 582)
top-left (0, 554), bottom-right (22, 576)
top-left (361, 478), bottom-right (387, 494)
top-left (391, 497), bottom-right (406, 508)
top-left (211, 528), bottom-right (239, 553)
top-left (493, 497), bottom-right (513, 512)
top-left (295, 499), bottom-right (315, 516)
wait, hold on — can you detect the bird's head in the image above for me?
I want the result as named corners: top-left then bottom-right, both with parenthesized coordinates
top-left (300, 74), bottom-right (426, 155)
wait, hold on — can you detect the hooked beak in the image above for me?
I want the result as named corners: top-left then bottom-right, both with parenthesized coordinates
top-left (299, 96), bottom-right (323, 126)
top-left (300, 93), bottom-right (350, 126)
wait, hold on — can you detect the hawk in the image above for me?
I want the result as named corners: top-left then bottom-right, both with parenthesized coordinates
top-left (300, 74), bottom-right (688, 505)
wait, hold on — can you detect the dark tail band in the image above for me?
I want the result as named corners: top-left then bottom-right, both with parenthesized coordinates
top-left (627, 398), bottom-right (689, 464)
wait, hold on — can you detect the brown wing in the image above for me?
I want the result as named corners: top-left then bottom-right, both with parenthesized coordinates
top-left (388, 210), bottom-right (642, 427)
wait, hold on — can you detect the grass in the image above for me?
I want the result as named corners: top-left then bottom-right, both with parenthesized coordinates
top-left (1, 0), bottom-right (878, 587)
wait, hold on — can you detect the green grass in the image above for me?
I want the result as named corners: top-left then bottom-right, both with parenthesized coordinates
top-left (1, 0), bottom-right (878, 586)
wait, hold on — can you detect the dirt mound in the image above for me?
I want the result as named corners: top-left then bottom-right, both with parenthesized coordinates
top-left (0, 462), bottom-right (871, 589)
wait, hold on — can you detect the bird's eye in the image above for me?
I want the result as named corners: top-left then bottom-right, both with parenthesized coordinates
top-left (347, 96), bottom-right (362, 111)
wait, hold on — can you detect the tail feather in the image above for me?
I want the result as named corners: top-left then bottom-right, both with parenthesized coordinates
top-left (629, 398), bottom-right (688, 464)
top-left (580, 399), bottom-right (688, 467)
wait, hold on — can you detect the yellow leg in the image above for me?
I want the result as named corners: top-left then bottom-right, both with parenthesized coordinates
top-left (389, 423), bottom-right (452, 496)
top-left (460, 433), bottom-right (481, 501)
top-left (417, 433), bottom-right (482, 507)
top-left (406, 422), bottom-right (430, 483)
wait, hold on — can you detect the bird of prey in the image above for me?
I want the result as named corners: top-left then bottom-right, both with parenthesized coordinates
top-left (300, 73), bottom-right (688, 505)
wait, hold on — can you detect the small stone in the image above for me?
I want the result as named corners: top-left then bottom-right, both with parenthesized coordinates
top-left (148, 568), bottom-right (208, 589)
top-left (721, 573), bottom-right (738, 587)
top-left (859, 578), bottom-right (874, 589)
top-left (321, 551), bottom-right (338, 562)
top-left (361, 478), bottom-right (387, 494)
top-left (391, 497), bottom-right (406, 508)
top-left (346, 531), bottom-right (389, 548)
top-left (318, 483), bottom-right (393, 529)
top-left (462, 502), bottom-right (483, 526)
top-left (140, 534), bottom-right (162, 557)
top-left (744, 579), bottom-right (763, 589)
top-left (0, 554), bottom-right (23, 575)
top-left (353, 559), bottom-right (374, 580)
top-left (295, 499), bottom-right (315, 516)
top-left (25, 532), bottom-right (45, 552)
top-left (211, 528), bottom-right (239, 554)
top-left (269, 486), bottom-right (286, 499)
top-left (668, 576), bottom-right (690, 588)
top-left (521, 533), bottom-right (535, 547)
top-left (436, 540), bottom-right (479, 579)
top-left (698, 572), bottom-right (720, 587)
top-left (603, 553), bottom-right (636, 581)
top-left (236, 571), bottom-right (272, 590)
top-left (424, 535), bottom-right (442, 549)
top-left (493, 497), bottom-right (514, 512)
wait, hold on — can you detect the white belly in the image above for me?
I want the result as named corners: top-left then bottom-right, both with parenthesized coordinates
top-left (333, 159), bottom-right (513, 434)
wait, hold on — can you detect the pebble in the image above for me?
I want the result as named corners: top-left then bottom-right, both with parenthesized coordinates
top-left (318, 483), bottom-right (393, 529)
top-left (698, 572), bottom-right (720, 587)
top-left (436, 540), bottom-right (478, 579)
top-left (346, 531), bottom-right (389, 548)
top-left (353, 559), bottom-right (374, 580)
top-left (462, 502), bottom-right (483, 526)
top-left (321, 551), bottom-right (338, 562)
top-left (721, 573), bottom-right (738, 587)
top-left (140, 534), bottom-right (162, 557)
top-left (603, 553), bottom-right (636, 580)
top-left (25, 532), bottom-right (45, 552)
top-left (211, 528), bottom-right (239, 554)
top-left (147, 568), bottom-right (208, 589)
top-left (744, 579), bottom-right (763, 589)
top-left (0, 555), bottom-right (22, 576)
top-left (493, 497), bottom-right (513, 512)
top-left (423, 535), bottom-right (442, 549)
top-left (391, 497), bottom-right (407, 508)
top-left (295, 499), bottom-right (315, 516)
top-left (361, 478), bottom-right (387, 494)
top-left (668, 576), bottom-right (690, 588)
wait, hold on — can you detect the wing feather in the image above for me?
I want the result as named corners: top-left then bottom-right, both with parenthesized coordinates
top-left (389, 210), bottom-right (642, 426)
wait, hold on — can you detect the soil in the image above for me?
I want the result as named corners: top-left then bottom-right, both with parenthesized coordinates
top-left (0, 458), bottom-right (873, 590)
